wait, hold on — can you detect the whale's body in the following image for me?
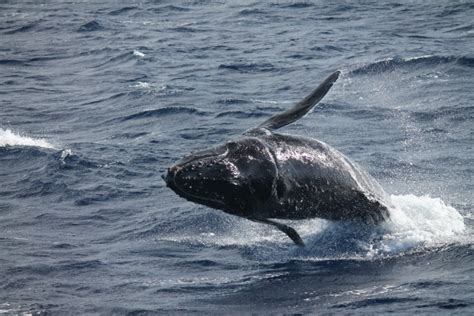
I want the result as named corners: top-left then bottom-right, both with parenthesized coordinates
top-left (164, 71), bottom-right (390, 245)
top-left (241, 132), bottom-right (390, 221)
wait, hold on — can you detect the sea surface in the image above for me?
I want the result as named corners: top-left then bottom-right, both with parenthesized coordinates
top-left (1, 1), bottom-right (473, 314)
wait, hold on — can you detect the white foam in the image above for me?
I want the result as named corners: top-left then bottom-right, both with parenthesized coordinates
top-left (403, 54), bottom-right (435, 62)
top-left (300, 194), bottom-right (466, 259)
top-left (379, 194), bottom-right (466, 252)
top-left (131, 81), bottom-right (151, 89)
top-left (167, 194), bottom-right (467, 262)
top-left (251, 99), bottom-right (279, 104)
top-left (0, 128), bottom-right (55, 149)
top-left (132, 50), bottom-right (145, 58)
top-left (59, 148), bottom-right (73, 164)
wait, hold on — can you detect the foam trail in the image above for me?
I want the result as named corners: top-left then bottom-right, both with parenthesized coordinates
top-left (0, 128), bottom-right (56, 149)
top-left (132, 50), bottom-right (145, 58)
top-left (300, 194), bottom-right (466, 260)
top-left (379, 194), bottom-right (466, 251)
top-left (160, 195), bottom-right (466, 262)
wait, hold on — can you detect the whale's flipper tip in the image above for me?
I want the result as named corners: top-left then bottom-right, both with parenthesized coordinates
top-left (281, 224), bottom-right (305, 247)
top-left (251, 70), bottom-right (340, 132)
top-left (249, 217), bottom-right (305, 247)
top-left (329, 70), bottom-right (341, 83)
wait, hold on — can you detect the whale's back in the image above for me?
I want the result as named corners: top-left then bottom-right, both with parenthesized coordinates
top-left (260, 133), bottom-right (390, 223)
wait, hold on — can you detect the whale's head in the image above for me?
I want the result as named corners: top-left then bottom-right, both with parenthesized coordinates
top-left (163, 138), bottom-right (277, 217)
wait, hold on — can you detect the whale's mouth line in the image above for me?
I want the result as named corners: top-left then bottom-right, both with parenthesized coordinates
top-left (164, 147), bottom-right (232, 209)
top-left (167, 169), bottom-right (227, 209)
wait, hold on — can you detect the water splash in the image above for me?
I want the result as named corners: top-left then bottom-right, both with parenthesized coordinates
top-left (160, 195), bottom-right (466, 262)
top-left (132, 50), bottom-right (145, 58)
top-left (131, 81), bottom-right (151, 89)
top-left (380, 194), bottom-right (466, 251)
top-left (0, 128), bottom-right (56, 149)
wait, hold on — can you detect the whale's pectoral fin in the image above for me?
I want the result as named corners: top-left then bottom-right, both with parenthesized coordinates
top-left (249, 217), bottom-right (305, 246)
top-left (246, 70), bottom-right (340, 133)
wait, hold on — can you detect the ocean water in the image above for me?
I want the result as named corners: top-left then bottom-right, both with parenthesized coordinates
top-left (1, 1), bottom-right (473, 314)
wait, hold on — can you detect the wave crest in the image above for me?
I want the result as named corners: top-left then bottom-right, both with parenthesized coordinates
top-left (158, 195), bottom-right (466, 262)
top-left (382, 194), bottom-right (466, 251)
top-left (349, 55), bottom-right (474, 75)
top-left (0, 129), bottom-right (55, 149)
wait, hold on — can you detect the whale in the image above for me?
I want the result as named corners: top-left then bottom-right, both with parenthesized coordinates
top-left (163, 71), bottom-right (391, 246)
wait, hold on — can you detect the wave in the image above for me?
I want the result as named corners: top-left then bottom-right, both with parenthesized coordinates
top-left (218, 62), bottom-right (277, 73)
top-left (157, 195), bottom-right (466, 262)
top-left (278, 2), bottom-right (314, 9)
top-left (215, 110), bottom-right (270, 119)
top-left (349, 55), bottom-right (474, 75)
top-left (0, 129), bottom-right (55, 149)
top-left (92, 51), bottom-right (136, 69)
top-left (379, 195), bottom-right (465, 251)
top-left (121, 106), bottom-right (209, 121)
top-left (410, 105), bottom-right (474, 122)
top-left (179, 128), bottom-right (236, 140)
top-left (3, 21), bottom-right (38, 35)
top-left (108, 6), bottom-right (138, 16)
top-left (129, 83), bottom-right (192, 96)
top-left (238, 9), bottom-right (266, 16)
top-left (169, 26), bottom-right (205, 33)
top-left (132, 50), bottom-right (145, 58)
top-left (444, 24), bottom-right (474, 33)
top-left (77, 20), bottom-right (104, 32)
top-left (0, 56), bottom-right (61, 66)
top-left (149, 5), bottom-right (191, 14)
top-left (216, 98), bottom-right (249, 105)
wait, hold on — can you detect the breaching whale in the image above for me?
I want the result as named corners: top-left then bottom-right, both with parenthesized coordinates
top-left (163, 71), bottom-right (391, 246)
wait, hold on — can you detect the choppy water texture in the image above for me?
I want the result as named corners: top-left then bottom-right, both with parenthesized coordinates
top-left (1, 1), bottom-right (473, 314)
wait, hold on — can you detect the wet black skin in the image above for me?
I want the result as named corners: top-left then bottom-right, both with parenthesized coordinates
top-left (163, 71), bottom-right (391, 246)
top-left (164, 137), bottom-right (278, 218)
top-left (164, 133), bottom-right (390, 217)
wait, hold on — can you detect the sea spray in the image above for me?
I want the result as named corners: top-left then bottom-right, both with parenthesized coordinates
top-left (0, 129), bottom-right (55, 149)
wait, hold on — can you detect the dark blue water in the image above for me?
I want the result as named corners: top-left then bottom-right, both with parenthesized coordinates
top-left (1, 1), bottom-right (473, 314)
